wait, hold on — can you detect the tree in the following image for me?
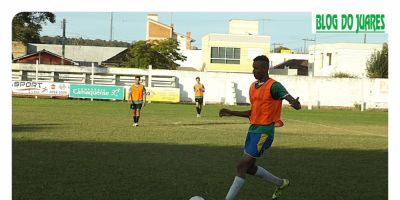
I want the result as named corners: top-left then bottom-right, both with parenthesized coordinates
top-left (122, 41), bottom-right (155, 69)
top-left (12, 12), bottom-right (56, 44)
top-left (366, 43), bottom-right (388, 78)
top-left (153, 39), bottom-right (187, 69)
top-left (122, 39), bottom-right (186, 69)
top-left (40, 36), bottom-right (132, 47)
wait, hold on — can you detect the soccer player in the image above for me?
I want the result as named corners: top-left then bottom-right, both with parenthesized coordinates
top-left (193, 77), bottom-right (205, 117)
top-left (128, 76), bottom-right (146, 127)
top-left (219, 55), bottom-right (301, 200)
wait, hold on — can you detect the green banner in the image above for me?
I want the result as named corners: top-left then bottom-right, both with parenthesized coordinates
top-left (70, 84), bottom-right (124, 100)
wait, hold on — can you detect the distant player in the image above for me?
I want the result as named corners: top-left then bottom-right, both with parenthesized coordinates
top-left (219, 55), bottom-right (301, 200)
top-left (193, 77), bottom-right (205, 117)
top-left (128, 76), bottom-right (146, 127)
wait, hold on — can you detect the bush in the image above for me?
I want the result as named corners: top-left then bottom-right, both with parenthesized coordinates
top-left (332, 72), bottom-right (357, 78)
top-left (366, 43), bottom-right (388, 78)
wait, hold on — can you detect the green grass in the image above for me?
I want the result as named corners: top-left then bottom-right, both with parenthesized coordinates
top-left (12, 97), bottom-right (388, 200)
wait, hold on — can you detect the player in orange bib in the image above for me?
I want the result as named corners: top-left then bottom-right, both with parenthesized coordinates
top-left (219, 55), bottom-right (301, 200)
top-left (193, 77), bottom-right (205, 117)
top-left (128, 76), bottom-right (146, 127)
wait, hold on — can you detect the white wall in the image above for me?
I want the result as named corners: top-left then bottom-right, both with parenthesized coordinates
top-left (308, 43), bottom-right (383, 77)
top-left (175, 50), bottom-right (202, 70)
top-left (12, 63), bottom-right (388, 109)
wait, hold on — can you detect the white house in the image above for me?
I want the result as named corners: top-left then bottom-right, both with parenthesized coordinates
top-left (308, 43), bottom-right (383, 77)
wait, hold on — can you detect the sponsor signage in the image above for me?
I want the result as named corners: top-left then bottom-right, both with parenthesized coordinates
top-left (12, 81), bottom-right (70, 97)
top-left (70, 84), bottom-right (124, 100)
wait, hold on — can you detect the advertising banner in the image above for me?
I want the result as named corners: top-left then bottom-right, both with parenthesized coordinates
top-left (147, 87), bottom-right (180, 103)
top-left (12, 81), bottom-right (70, 97)
top-left (124, 86), bottom-right (180, 103)
top-left (70, 84), bottom-right (124, 100)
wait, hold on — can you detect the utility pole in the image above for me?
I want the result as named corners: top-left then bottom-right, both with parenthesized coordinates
top-left (109, 12), bottom-right (114, 41)
top-left (302, 38), bottom-right (315, 53)
top-left (61, 18), bottom-right (66, 65)
top-left (272, 43), bottom-right (283, 53)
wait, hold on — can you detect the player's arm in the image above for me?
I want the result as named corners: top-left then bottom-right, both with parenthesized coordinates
top-left (219, 108), bottom-right (250, 118)
top-left (271, 82), bottom-right (301, 110)
top-left (128, 88), bottom-right (132, 103)
top-left (283, 95), bottom-right (301, 110)
top-left (142, 87), bottom-right (147, 107)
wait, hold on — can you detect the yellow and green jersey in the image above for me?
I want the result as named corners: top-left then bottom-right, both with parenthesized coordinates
top-left (194, 83), bottom-right (205, 98)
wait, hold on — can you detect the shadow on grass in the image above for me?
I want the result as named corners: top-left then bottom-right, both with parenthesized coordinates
top-left (172, 122), bottom-right (248, 126)
top-left (12, 123), bottom-right (68, 133)
top-left (12, 140), bottom-right (387, 200)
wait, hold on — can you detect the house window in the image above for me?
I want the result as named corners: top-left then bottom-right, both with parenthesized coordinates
top-left (211, 47), bottom-right (240, 64)
top-left (327, 53), bottom-right (332, 65)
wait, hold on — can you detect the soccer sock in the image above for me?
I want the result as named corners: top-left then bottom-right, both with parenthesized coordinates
top-left (196, 107), bottom-right (200, 114)
top-left (255, 166), bottom-right (283, 187)
top-left (133, 116), bottom-right (138, 123)
top-left (225, 176), bottom-right (245, 200)
top-left (199, 108), bottom-right (202, 114)
top-left (136, 116), bottom-right (140, 123)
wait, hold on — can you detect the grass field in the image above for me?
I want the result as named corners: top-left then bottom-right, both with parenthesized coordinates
top-left (12, 97), bottom-right (388, 200)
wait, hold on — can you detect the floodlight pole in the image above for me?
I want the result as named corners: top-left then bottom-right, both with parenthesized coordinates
top-left (148, 65), bottom-right (152, 103)
top-left (91, 62), bottom-right (94, 101)
top-left (35, 59), bottom-right (38, 99)
top-left (361, 73), bottom-right (365, 111)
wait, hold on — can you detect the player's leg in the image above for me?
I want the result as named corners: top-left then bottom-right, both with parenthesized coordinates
top-left (135, 106), bottom-right (141, 126)
top-left (198, 98), bottom-right (203, 115)
top-left (195, 100), bottom-right (200, 117)
top-left (248, 132), bottom-right (289, 199)
top-left (133, 108), bottom-right (138, 126)
top-left (130, 103), bottom-right (136, 126)
top-left (225, 155), bottom-right (255, 200)
top-left (249, 134), bottom-right (283, 186)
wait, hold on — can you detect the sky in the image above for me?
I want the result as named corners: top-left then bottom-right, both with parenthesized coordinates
top-left (40, 12), bottom-right (388, 51)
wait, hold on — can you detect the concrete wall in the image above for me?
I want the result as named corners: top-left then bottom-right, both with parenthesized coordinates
top-left (12, 63), bottom-right (388, 109)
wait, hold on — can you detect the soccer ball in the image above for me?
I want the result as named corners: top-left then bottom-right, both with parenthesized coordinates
top-left (189, 196), bottom-right (205, 200)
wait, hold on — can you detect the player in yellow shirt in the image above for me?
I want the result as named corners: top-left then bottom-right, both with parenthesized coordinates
top-left (193, 77), bottom-right (205, 117)
top-left (128, 76), bottom-right (146, 127)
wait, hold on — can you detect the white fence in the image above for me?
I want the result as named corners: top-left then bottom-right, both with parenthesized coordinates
top-left (12, 63), bottom-right (388, 109)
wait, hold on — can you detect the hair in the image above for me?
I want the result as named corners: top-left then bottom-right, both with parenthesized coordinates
top-left (253, 55), bottom-right (270, 68)
top-left (135, 76), bottom-right (141, 80)
top-left (195, 77), bottom-right (200, 80)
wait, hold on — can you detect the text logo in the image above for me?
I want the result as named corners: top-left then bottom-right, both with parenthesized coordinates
top-left (313, 14), bottom-right (385, 33)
